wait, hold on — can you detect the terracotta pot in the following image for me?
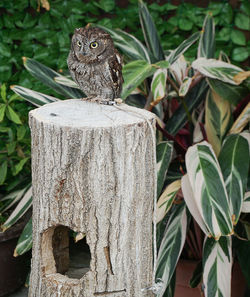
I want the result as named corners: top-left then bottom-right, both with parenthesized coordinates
top-left (0, 219), bottom-right (30, 297)
top-left (175, 259), bottom-right (246, 297)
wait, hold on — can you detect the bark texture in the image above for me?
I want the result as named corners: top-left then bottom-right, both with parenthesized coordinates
top-left (29, 99), bottom-right (156, 297)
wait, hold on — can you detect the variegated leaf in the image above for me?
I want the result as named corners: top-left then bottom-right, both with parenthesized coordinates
top-left (151, 68), bottom-right (168, 103)
top-left (11, 85), bottom-right (59, 107)
top-left (165, 80), bottom-right (208, 136)
top-left (95, 25), bottom-right (151, 63)
top-left (179, 76), bottom-right (192, 97)
top-left (203, 237), bottom-right (232, 297)
top-left (54, 76), bottom-right (79, 89)
top-left (185, 141), bottom-right (233, 239)
top-left (205, 89), bottom-right (232, 156)
top-left (207, 78), bottom-right (249, 106)
top-left (138, 0), bottom-right (165, 62)
top-left (157, 179), bottom-right (181, 223)
top-left (198, 13), bottom-right (215, 59)
top-left (0, 186), bottom-right (29, 213)
top-left (229, 102), bottom-right (250, 134)
top-left (193, 107), bottom-right (204, 143)
top-left (168, 32), bottom-right (200, 65)
top-left (14, 218), bottom-right (32, 256)
top-left (121, 60), bottom-right (156, 99)
top-left (169, 55), bottom-right (187, 85)
top-left (181, 174), bottom-right (210, 236)
top-left (156, 203), bottom-right (188, 297)
top-left (23, 57), bottom-right (83, 98)
top-left (242, 191), bottom-right (250, 213)
top-left (156, 141), bottom-right (174, 197)
top-left (219, 134), bottom-right (249, 223)
top-left (192, 58), bottom-right (243, 85)
top-left (2, 187), bottom-right (32, 231)
top-left (233, 71), bottom-right (250, 84)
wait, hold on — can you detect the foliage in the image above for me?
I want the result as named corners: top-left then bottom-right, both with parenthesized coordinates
top-left (0, 84), bottom-right (31, 191)
top-left (0, 0), bottom-right (249, 293)
top-left (8, 1), bottom-right (250, 296)
top-left (0, 0), bottom-right (249, 195)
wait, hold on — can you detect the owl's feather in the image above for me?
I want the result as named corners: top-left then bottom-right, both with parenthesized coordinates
top-left (67, 27), bottom-right (123, 100)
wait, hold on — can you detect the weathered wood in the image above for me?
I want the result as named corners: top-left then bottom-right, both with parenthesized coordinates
top-left (29, 99), bottom-right (156, 297)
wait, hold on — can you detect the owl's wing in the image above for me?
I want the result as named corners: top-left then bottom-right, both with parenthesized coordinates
top-left (108, 51), bottom-right (124, 96)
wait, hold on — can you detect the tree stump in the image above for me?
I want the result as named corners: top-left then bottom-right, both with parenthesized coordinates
top-left (28, 99), bottom-right (156, 297)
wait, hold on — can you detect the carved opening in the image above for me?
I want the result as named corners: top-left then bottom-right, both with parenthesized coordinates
top-left (41, 225), bottom-right (91, 280)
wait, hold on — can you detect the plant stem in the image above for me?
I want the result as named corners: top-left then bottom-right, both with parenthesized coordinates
top-left (156, 122), bottom-right (187, 155)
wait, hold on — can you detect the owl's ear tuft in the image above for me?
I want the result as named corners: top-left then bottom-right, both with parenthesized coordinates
top-left (74, 28), bottom-right (84, 34)
top-left (85, 23), bottom-right (91, 29)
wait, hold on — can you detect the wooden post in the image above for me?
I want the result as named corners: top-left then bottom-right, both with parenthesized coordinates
top-left (28, 99), bottom-right (156, 297)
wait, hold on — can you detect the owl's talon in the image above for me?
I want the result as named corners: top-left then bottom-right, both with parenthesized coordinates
top-left (100, 100), bottom-right (115, 105)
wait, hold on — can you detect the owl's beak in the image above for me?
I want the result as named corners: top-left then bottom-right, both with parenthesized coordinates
top-left (79, 48), bottom-right (87, 56)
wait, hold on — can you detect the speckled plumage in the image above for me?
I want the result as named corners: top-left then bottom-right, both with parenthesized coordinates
top-left (67, 27), bottom-right (123, 100)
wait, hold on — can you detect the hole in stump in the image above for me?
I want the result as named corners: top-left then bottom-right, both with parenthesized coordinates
top-left (41, 225), bottom-right (91, 280)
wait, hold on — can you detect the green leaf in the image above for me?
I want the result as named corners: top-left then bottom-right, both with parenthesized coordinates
top-left (184, 141), bottom-right (233, 239)
top-left (11, 85), bottom-right (59, 107)
top-left (0, 161), bottom-right (8, 185)
top-left (203, 237), bottom-right (232, 297)
top-left (178, 18), bottom-right (193, 31)
top-left (168, 32), bottom-right (200, 65)
top-left (138, 0), bottom-right (165, 62)
top-left (207, 78), bottom-right (249, 106)
top-left (198, 14), bottom-right (215, 59)
top-left (217, 27), bottom-right (231, 42)
top-left (156, 141), bottom-right (174, 197)
top-left (0, 43), bottom-right (11, 58)
top-left (7, 141), bottom-right (16, 155)
top-left (95, 25), bottom-right (151, 62)
top-left (241, 1), bottom-right (250, 16)
top-left (218, 134), bottom-right (249, 223)
top-left (235, 239), bottom-right (250, 285)
top-left (121, 60), bottom-right (156, 99)
top-left (6, 105), bottom-right (22, 124)
top-left (192, 58), bottom-right (243, 85)
top-left (2, 187), bottom-right (32, 231)
top-left (17, 126), bottom-right (26, 141)
top-left (235, 13), bottom-right (250, 30)
top-left (95, 0), bottom-right (115, 12)
top-left (0, 84), bottom-right (7, 102)
top-left (0, 104), bottom-right (6, 122)
top-left (189, 261), bottom-right (202, 288)
top-left (13, 157), bottom-right (29, 176)
top-left (156, 203), bottom-right (188, 297)
top-left (231, 30), bottom-right (246, 46)
top-left (232, 47), bottom-right (249, 62)
top-left (23, 58), bottom-right (84, 98)
top-left (165, 80), bottom-right (208, 136)
top-left (14, 218), bottom-right (32, 256)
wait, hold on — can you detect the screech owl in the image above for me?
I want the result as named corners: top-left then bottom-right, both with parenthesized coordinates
top-left (67, 26), bottom-right (123, 101)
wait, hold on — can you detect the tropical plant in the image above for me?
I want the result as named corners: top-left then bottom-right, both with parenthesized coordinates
top-left (8, 1), bottom-right (250, 296)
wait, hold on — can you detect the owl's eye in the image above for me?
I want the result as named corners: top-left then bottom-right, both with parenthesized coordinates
top-left (77, 41), bottom-right (82, 47)
top-left (90, 41), bottom-right (98, 49)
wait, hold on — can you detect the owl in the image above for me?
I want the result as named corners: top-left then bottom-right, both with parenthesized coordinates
top-left (67, 26), bottom-right (123, 102)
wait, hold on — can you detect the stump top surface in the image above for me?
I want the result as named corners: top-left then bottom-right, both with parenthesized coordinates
top-left (30, 99), bottom-right (155, 128)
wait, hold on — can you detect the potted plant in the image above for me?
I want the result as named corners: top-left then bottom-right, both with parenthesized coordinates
top-left (11, 1), bottom-right (249, 296)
